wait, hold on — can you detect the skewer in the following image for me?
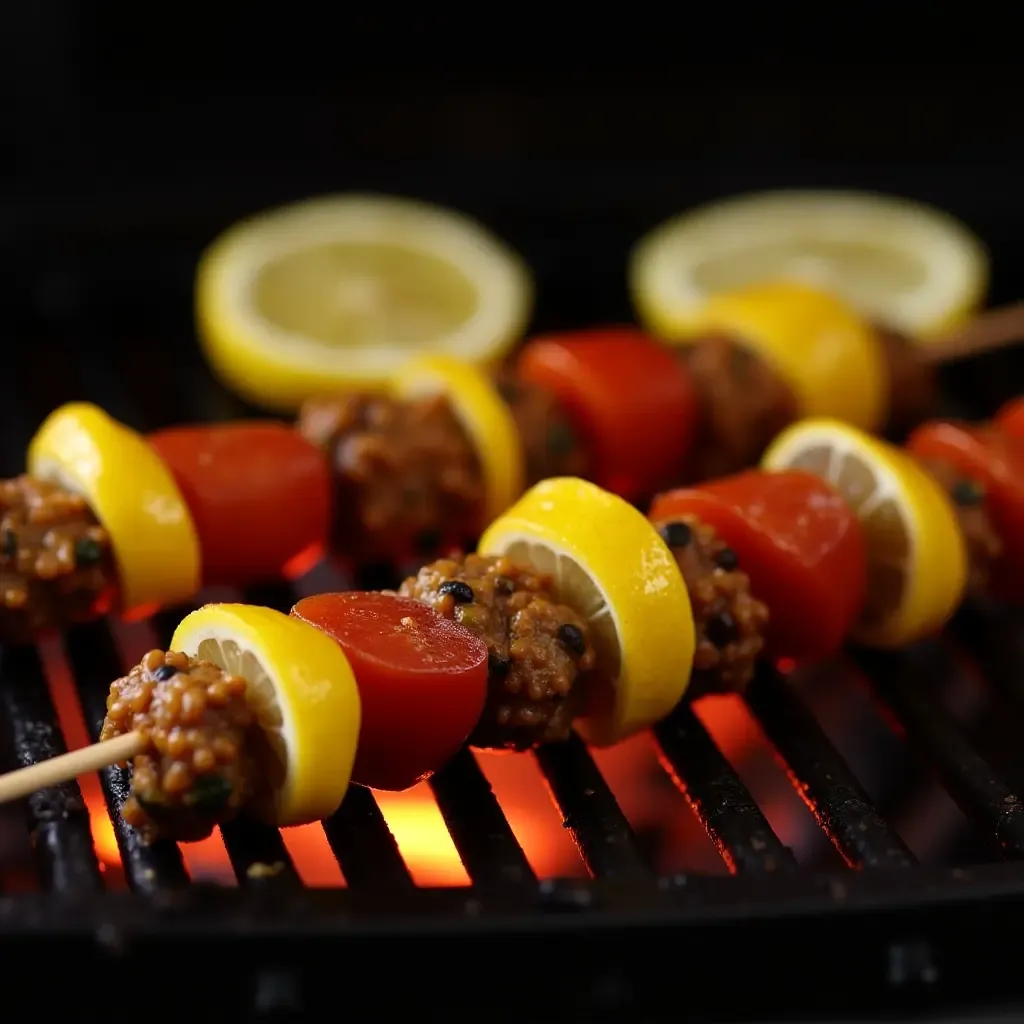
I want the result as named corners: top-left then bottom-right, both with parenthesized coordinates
top-left (0, 731), bottom-right (145, 805)
top-left (922, 302), bottom-right (1024, 365)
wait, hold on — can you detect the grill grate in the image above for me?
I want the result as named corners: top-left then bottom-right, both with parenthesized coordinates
top-left (4, 297), bottom-right (1024, 1019)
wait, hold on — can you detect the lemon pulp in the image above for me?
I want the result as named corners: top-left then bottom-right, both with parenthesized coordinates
top-left (252, 241), bottom-right (479, 349)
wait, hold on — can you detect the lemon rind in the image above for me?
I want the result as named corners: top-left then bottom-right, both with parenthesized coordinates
top-left (196, 194), bottom-right (533, 409)
top-left (629, 190), bottom-right (988, 341)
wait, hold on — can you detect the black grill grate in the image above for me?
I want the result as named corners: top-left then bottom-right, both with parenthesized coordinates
top-left (4, 294), bottom-right (1024, 1020)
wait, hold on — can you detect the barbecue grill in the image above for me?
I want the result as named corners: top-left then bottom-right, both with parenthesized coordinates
top-left (8, 51), bottom-right (1024, 1020)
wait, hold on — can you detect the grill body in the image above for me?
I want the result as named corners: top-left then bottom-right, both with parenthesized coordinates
top-left (6, 61), bottom-right (1024, 1021)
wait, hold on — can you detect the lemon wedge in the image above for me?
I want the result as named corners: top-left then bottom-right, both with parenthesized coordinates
top-left (196, 194), bottom-right (532, 412)
top-left (171, 603), bottom-right (361, 827)
top-left (478, 477), bottom-right (694, 745)
top-left (28, 402), bottom-right (201, 614)
top-left (629, 190), bottom-right (988, 341)
top-left (762, 418), bottom-right (968, 648)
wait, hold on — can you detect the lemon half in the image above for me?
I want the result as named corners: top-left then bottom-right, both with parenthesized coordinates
top-left (171, 603), bottom-right (361, 827)
top-left (478, 477), bottom-right (694, 745)
top-left (630, 190), bottom-right (988, 341)
top-left (196, 194), bottom-right (533, 412)
top-left (762, 418), bottom-right (968, 648)
top-left (28, 402), bottom-right (201, 614)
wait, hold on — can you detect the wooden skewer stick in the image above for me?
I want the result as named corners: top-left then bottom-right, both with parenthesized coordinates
top-left (920, 301), bottom-right (1024, 365)
top-left (0, 731), bottom-right (146, 806)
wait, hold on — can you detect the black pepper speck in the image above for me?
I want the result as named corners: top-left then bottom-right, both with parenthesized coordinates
top-left (952, 479), bottom-right (985, 507)
top-left (659, 521), bottom-right (692, 549)
top-left (152, 664), bottom-right (178, 682)
top-left (438, 580), bottom-right (474, 604)
top-left (706, 612), bottom-right (738, 648)
top-left (74, 536), bottom-right (104, 566)
top-left (556, 623), bottom-right (587, 657)
top-left (546, 422), bottom-right (577, 457)
top-left (714, 548), bottom-right (738, 571)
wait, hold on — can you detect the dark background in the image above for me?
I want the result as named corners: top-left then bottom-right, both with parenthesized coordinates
top-left (4, 33), bottom-right (1024, 427)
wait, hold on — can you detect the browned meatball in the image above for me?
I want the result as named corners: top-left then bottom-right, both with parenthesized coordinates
top-left (399, 552), bottom-right (596, 749)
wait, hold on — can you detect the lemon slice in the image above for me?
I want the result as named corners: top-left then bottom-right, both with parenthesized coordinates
top-left (629, 190), bottom-right (988, 341)
top-left (762, 418), bottom-right (968, 648)
top-left (478, 477), bottom-right (694, 746)
top-left (393, 353), bottom-right (525, 522)
top-left (27, 402), bottom-right (201, 614)
top-left (196, 194), bottom-right (533, 412)
top-left (171, 603), bottom-right (361, 827)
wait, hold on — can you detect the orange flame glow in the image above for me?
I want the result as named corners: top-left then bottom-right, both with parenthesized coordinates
top-left (38, 631), bottom-right (817, 886)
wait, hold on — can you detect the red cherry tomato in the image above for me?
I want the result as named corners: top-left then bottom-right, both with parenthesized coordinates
top-left (515, 326), bottom-right (697, 502)
top-left (996, 396), bottom-right (1024, 441)
top-left (649, 470), bottom-right (866, 662)
top-left (291, 591), bottom-right (488, 791)
top-left (906, 420), bottom-right (1024, 603)
top-left (147, 422), bottom-right (331, 587)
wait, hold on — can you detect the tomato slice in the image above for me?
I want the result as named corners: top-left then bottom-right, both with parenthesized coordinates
top-left (906, 420), bottom-right (1024, 602)
top-left (515, 326), bottom-right (697, 502)
top-left (649, 470), bottom-right (866, 662)
top-left (996, 396), bottom-right (1024, 441)
top-left (291, 591), bottom-right (488, 791)
top-left (147, 422), bottom-right (331, 587)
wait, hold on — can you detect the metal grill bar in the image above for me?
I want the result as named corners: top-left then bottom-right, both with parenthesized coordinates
top-left (322, 785), bottom-right (415, 888)
top-left (856, 646), bottom-right (1024, 858)
top-left (653, 703), bottom-right (797, 874)
top-left (746, 664), bottom-right (916, 869)
top-left (429, 748), bottom-right (536, 885)
top-left (63, 622), bottom-right (190, 891)
top-left (534, 734), bottom-right (651, 879)
top-left (0, 644), bottom-right (103, 894)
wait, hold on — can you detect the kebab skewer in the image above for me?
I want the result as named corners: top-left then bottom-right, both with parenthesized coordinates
top-left (10, 276), bottom-right (1023, 648)
top-left (0, 478), bottom-right (698, 840)
top-left (2, 400), bottom-right (1021, 849)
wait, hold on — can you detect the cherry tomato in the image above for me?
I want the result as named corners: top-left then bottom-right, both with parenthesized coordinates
top-left (906, 420), bottom-right (1024, 602)
top-left (650, 470), bottom-right (866, 662)
top-left (291, 591), bottom-right (488, 791)
top-left (147, 422), bottom-right (331, 587)
top-left (515, 326), bottom-right (697, 502)
top-left (995, 396), bottom-right (1024, 441)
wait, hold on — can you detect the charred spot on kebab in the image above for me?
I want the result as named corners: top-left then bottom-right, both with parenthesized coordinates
top-left (100, 649), bottom-right (259, 843)
top-left (656, 515), bottom-right (768, 697)
top-left (399, 552), bottom-right (597, 750)
top-left (0, 475), bottom-right (118, 645)
top-left (297, 390), bottom-right (485, 565)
